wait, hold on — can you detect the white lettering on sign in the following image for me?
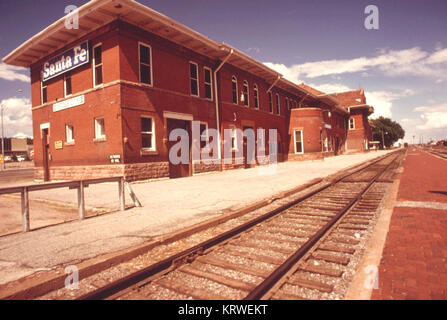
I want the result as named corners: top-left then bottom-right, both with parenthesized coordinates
top-left (42, 41), bottom-right (89, 81)
top-left (53, 95), bottom-right (85, 112)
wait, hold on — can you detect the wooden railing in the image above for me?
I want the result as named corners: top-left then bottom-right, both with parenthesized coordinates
top-left (0, 177), bottom-right (141, 232)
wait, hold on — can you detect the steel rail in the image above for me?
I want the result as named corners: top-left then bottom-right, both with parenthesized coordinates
top-left (77, 151), bottom-right (399, 300)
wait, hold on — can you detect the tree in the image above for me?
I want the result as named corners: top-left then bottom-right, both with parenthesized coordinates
top-left (371, 117), bottom-right (405, 149)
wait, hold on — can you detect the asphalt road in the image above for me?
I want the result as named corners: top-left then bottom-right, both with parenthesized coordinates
top-left (0, 168), bottom-right (35, 187)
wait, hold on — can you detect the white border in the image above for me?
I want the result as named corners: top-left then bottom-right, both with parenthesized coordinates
top-left (189, 61), bottom-right (199, 97)
top-left (92, 43), bottom-right (103, 88)
top-left (203, 67), bottom-right (213, 100)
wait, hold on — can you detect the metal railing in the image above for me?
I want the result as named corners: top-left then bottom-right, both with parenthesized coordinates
top-left (0, 176), bottom-right (140, 233)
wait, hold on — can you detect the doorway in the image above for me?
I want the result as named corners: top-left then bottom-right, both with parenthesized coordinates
top-left (41, 128), bottom-right (50, 181)
top-left (167, 118), bottom-right (191, 179)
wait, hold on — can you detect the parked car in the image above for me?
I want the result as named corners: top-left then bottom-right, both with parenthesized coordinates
top-left (17, 155), bottom-right (26, 162)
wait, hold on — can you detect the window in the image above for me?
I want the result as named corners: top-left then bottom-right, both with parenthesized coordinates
top-left (200, 122), bottom-right (209, 149)
top-left (268, 92), bottom-right (273, 113)
top-left (94, 117), bottom-right (105, 140)
top-left (141, 116), bottom-right (155, 150)
top-left (286, 97), bottom-right (289, 111)
top-left (139, 43), bottom-right (152, 85)
top-left (229, 125), bottom-right (237, 150)
top-left (93, 44), bottom-right (103, 86)
top-left (232, 76), bottom-right (238, 104)
top-left (204, 67), bottom-right (213, 100)
top-left (66, 124), bottom-right (74, 143)
top-left (64, 73), bottom-right (72, 97)
top-left (253, 84), bottom-right (259, 109)
top-left (294, 130), bottom-right (303, 154)
top-left (189, 62), bottom-right (199, 96)
top-left (41, 81), bottom-right (47, 104)
top-left (349, 118), bottom-right (355, 130)
top-left (275, 94), bottom-right (280, 114)
top-left (242, 81), bottom-right (249, 107)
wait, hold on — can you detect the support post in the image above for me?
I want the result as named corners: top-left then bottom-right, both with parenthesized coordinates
top-left (21, 187), bottom-right (30, 232)
top-left (119, 177), bottom-right (125, 211)
top-left (78, 181), bottom-right (85, 220)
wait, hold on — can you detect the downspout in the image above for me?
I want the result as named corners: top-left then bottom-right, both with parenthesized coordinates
top-left (214, 49), bottom-right (233, 161)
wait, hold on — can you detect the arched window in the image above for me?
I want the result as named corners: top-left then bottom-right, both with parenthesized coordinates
top-left (243, 81), bottom-right (249, 107)
top-left (253, 84), bottom-right (259, 109)
top-left (232, 76), bottom-right (238, 104)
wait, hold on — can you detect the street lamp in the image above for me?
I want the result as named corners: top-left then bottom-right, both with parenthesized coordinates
top-left (1, 89), bottom-right (23, 170)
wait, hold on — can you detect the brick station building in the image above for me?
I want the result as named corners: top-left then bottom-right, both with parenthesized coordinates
top-left (3, 0), bottom-right (374, 182)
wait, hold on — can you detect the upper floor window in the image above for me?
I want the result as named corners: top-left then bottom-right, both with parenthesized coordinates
top-left (93, 44), bottom-right (103, 87)
top-left (349, 118), bottom-right (355, 130)
top-left (232, 76), bottom-right (238, 104)
top-left (204, 67), bottom-right (212, 100)
top-left (285, 97), bottom-right (289, 110)
top-left (41, 81), bottom-right (47, 105)
top-left (189, 62), bottom-right (199, 96)
top-left (268, 92), bottom-right (273, 113)
top-left (242, 81), bottom-right (249, 107)
top-left (275, 94), bottom-right (280, 114)
top-left (141, 116), bottom-right (155, 150)
top-left (64, 73), bottom-right (72, 97)
top-left (139, 43), bottom-right (152, 85)
top-left (253, 84), bottom-right (259, 109)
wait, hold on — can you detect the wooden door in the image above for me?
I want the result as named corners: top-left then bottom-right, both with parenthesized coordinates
top-left (167, 119), bottom-right (191, 179)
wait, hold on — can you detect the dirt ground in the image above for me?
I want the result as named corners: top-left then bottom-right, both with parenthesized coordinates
top-left (0, 196), bottom-right (107, 237)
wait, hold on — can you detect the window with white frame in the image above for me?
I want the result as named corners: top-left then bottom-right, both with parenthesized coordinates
top-left (94, 117), bottom-right (106, 140)
top-left (141, 116), bottom-right (155, 150)
top-left (41, 81), bottom-right (47, 104)
top-left (294, 130), bottom-right (303, 154)
top-left (268, 92), bottom-right (273, 113)
top-left (200, 122), bottom-right (209, 149)
top-left (253, 84), bottom-right (259, 109)
top-left (242, 81), bottom-right (249, 107)
top-left (139, 43), bottom-right (152, 85)
top-left (349, 118), bottom-right (355, 130)
top-left (93, 44), bottom-right (103, 87)
top-left (189, 62), bottom-right (199, 96)
top-left (66, 124), bottom-right (74, 143)
top-left (231, 76), bottom-right (238, 104)
top-left (64, 73), bottom-right (72, 97)
top-left (275, 93), bottom-right (280, 114)
top-left (204, 67), bottom-right (212, 100)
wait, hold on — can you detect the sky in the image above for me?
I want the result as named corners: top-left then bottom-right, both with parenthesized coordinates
top-left (0, 0), bottom-right (446, 143)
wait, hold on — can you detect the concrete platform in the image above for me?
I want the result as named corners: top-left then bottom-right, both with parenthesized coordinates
top-left (0, 151), bottom-right (390, 287)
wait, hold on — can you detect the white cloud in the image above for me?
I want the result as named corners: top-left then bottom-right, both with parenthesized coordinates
top-left (0, 97), bottom-right (32, 137)
top-left (0, 63), bottom-right (30, 83)
top-left (264, 46), bottom-right (447, 81)
top-left (413, 102), bottom-right (447, 130)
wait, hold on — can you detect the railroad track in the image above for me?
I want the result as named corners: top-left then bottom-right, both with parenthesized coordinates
top-left (423, 148), bottom-right (447, 160)
top-left (78, 151), bottom-right (404, 300)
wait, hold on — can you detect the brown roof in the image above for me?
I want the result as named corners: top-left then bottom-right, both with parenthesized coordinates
top-left (333, 89), bottom-right (366, 107)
